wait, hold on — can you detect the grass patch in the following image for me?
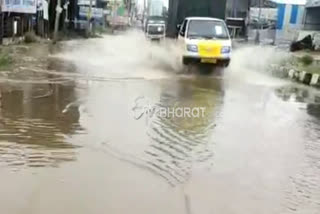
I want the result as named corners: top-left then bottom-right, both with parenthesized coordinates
top-left (0, 53), bottom-right (13, 70)
top-left (296, 63), bottom-right (320, 75)
top-left (279, 57), bottom-right (297, 67)
top-left (293, 54), bottom-right (320, 74)
top-left (278, 55), bottom-right (320, 75)
top-left (299, 55), bottom-right (314, 66)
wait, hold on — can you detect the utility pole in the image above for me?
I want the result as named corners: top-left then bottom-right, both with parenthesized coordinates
top-left (233, 0), bottom-right (237, 17)
top-left (86, 0), bottom-right (93, 37)
top-left (143, 0), bottom-right (146, 20)
top-left (53, 0), bottom-right (62, 43)
top-left (258, 0), bottom-right (262, 25)
top-left (0, 5), bottom-right (3, 45)
top-left (47, 0), bottom-right (51, 38)
top-left (255, 0), bottom-right (262, 44)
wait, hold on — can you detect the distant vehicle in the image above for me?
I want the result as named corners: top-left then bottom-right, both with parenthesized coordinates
top-left (178, 17), bottom-right (231, 67)
top-left (144, 16), bottom-right (166, 40)
top-left (108, 4), bottom-right (130, 31)
top-left (144, 0), bottom-right (166, 41)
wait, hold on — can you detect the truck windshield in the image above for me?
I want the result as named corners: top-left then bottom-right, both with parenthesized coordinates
top-left (187, 20), bottom-right (229, 39)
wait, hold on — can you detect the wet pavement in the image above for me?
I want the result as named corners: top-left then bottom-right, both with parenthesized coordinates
top-left (0, 32), bottom-right (320, 214)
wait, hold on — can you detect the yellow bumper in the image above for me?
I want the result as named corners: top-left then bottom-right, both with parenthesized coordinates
top-left (198, 41), bottom-right (223, 58)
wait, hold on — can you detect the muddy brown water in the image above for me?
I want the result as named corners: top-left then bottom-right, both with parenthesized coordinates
top-left (0, 34), bottom-right (320, 214)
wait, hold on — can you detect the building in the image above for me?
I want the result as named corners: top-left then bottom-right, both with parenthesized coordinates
top-left (298, 0), bottom-right (320, 50)
top-left (225, 0), bottom-right (251, 38)
top-left (0, 0), bottom-right (38, 42)
top-left (76, 0), bottom-right (104, 30)
top-left (304, 0), bottom-right (320, 30)
top-left (275, 0), bottom-right (306, 41)
top-left (49, 0), bottom-right (106, 33)
top-left (36, 0), bottom-right (49, 37)
top-left (226, 0), bottom-right (250, 18)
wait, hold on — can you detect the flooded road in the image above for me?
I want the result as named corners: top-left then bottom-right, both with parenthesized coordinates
top-left (0, 32), bottom-right (320, 214)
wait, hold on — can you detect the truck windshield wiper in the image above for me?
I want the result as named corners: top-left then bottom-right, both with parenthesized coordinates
top-left (203, 36), bottom-right (216, 39)
top-left (188, 35), bottom-right (214, 40)
top-left (215, 36), bottom-right (229, 39)
top-left (188, 35), bottom-right (202, 39)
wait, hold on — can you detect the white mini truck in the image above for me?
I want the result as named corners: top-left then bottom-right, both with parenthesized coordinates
top-left (178, 17), bottom-right (232, 67)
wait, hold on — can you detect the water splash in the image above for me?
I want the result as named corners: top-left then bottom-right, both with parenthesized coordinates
top-left (54, 30), bottom-right (183, 80)
top-left (226, 45), bottom-right (291, 87)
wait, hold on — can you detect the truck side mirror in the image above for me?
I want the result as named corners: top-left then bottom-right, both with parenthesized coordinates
top-left (177, 24), bottom-right (181, 31)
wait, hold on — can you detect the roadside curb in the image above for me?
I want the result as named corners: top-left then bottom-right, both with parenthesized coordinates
top-left (269, 64), bottom-right (320, 87)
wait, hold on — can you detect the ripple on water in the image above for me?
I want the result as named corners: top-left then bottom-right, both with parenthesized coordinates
top-left (139, 80), bottom-right (223, 186)
top-left (0, 118), bottom-right (79, 171)
top-left (0, 141), bottom-right (77, 170)
top-left (0, 83), bottom-right (82, 171)
top-left (275, 87), bottom-right (320, 213)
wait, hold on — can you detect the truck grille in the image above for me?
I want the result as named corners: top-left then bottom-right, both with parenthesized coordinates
top-left (147, 25), bottom-right (165, 35)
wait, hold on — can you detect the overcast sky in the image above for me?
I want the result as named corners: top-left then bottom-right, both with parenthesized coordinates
top-left (135, 0), bottom-right (307, 11)
top-left (137, 0), bottom-right (169, 8)
top-left (272, 0), bottom-right (307, 5)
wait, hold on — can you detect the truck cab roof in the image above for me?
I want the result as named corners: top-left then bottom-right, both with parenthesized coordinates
top-left (185, 17), bottom-right (225, 22)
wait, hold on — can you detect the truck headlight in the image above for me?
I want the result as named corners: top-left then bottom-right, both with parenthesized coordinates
top-left (221, 46), bottom-right (231, 54)
top-left (187, 44), bottom-right (198, 52)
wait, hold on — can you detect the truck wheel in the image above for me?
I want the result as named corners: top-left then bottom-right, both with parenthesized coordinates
top-left (183, 57), bottom-right (190, 65)
top-left (224, 60), bottom-right (230, 67)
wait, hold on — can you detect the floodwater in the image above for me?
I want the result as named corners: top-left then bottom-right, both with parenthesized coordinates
top-left (0, 31), bottom-right (320, 214)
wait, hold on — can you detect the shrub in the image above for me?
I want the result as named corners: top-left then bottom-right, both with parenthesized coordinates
top-left (24, 31), bottom-right (37, 43)
top-left (0, 54), bottom-right (13, 68)
top-left (300, 55), bottom-right (314, 66)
